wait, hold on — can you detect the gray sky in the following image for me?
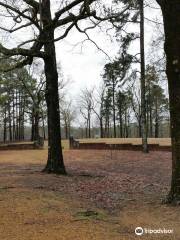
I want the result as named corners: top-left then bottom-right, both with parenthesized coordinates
top-left (56, 26), bottom-right (118, 99)
top-left (54, 0), bottom-right (163, 100)
top-left (0, 0), bottom-right (165, 128)
top-left (0, 0), bottom-right (164, 100)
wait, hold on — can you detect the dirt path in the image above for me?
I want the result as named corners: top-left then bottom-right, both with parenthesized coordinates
top-left (0, 150), bottom-right (179, 239)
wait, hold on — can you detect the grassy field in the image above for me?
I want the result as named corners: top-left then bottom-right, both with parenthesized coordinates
top-left (61, 139), bottom-right (70, 149)
top-left (62, 138), bottom-right (171, 150)
top-left (75, 138), bottom-right (171, 146)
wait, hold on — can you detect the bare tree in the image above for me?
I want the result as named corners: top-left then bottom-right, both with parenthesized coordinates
top-left (20, 67), bottom-right (46, 141)
top-left (91, 84), bottom-right (105, 138)
top-left (0, 0), bottom-right (123, 174)
top-left (139, 0), bottom-right (148, 152)
top-left (79, 87), bottom-right (94, 138)
top-left (61, 100), bottom-right (75, 139)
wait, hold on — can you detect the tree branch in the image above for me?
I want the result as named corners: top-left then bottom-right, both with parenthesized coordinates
top-left (0, 1), bottom-right (40, 29)
top-left (54, 22), bottom-right (76, 42)
top-left (54, 0), bottom-right (84, 22)
top-left (0, 22), bottom-right (33, 33)
top-left (22, 0), bottom-right (39, 10)
top-left (55, 11), bottom-right (96, 28)
top-left (0, 43), bottom-right (45, 58)
top-left (75, 22), bottom-right (111, 60)
top-left (0, 57), bottom-right (33, 72)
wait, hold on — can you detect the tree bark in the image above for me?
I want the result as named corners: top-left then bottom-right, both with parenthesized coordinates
top-left (149, 86), bottom-right (153, 137)
top-left (88, 111), bottom-right (91, 138)
top-left (112, 78), bottom-right (116, 138)
top-left (124, 109), bottom-right (128, 138)
top-left (140, 0), bottom-right (148, 152)
top-left (8, 98), bottom-right (12, 141)
top-left (64, 118), bottom-right (68, 139)
top-left (100, 117), bottom-right (103, 138)
top-left (3, 106), bottom-right (7, 142)
top-left (149, 105), bottom-right (153, 137)
top-left (118, 102), bottom-right (123, 137)
top-left (158, 0), bottom-right (180, 203)
top-left (31, 109), bottom-right (35, 141)
top-left (12, 93), bottom-right (15, 141)
top-left (138, 119), bottom-right (142, 138)
top-left (42, 0), bottom-right (66, 174)
top-left (18, 91), bottom-right (21, 140)
top-left (41, 111), bottom-right (46, 140)
top-left (107, 116), bottom-right (110, 137)
top-left (154, 96), bottom-right (159, 138)
top-left (15, 89), bottom-right (18, 140)
top-left (34, 110), bottom-right (40, 141)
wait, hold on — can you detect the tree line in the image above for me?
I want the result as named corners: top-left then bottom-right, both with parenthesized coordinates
top-left (79, 64), bottom-right (169, 139)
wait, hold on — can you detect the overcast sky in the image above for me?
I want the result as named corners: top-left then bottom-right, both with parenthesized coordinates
top-left (55, 26), bottom-right (118, 99)
top-left (0, 0), bottom-right (164, 101)
top-left (54, 0), bottom-right (163, 100)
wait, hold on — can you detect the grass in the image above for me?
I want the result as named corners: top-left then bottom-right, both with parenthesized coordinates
top-left (77, 138), bottom-right (171, 146)
top-left (61, 139), bottom-right (70, 149)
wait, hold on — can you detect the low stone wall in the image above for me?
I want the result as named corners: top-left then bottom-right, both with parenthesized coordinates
top-left (0, 142), bottom-right (43, 151)
top-left (71, 141), bottom-right (171, 152)
top-left (78, 142), bottom-right (107, 150)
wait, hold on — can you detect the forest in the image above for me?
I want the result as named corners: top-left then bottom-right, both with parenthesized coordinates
top-left (0, 0), bottom-right (179, 239)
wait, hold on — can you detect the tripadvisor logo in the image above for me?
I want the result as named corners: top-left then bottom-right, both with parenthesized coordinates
top-left (135, 227), bottom-right (144, 236)
top-left (135, 227), bottom-right (174, 236)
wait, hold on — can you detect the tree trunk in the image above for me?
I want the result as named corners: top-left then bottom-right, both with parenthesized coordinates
top-left (105, 115), bottom-right (108, 137)
top-left (34, 111), bottom-right (40, 141)
top-left (18, 91), bottom-right (21, 141)
top-left (158, 0), bottom-right (180, 203)
top-left (149, 106), bottom-right (153, 137)
top-left (147, 82), bottom-right (153, 137)
top-left (119, 106), bottom-right (123, 138)
top-left (31, 109), bottom-right (35, 141)
top-left (15, 90), bottom-right (19, 140)
top-left (140, 0), bottom-right (148, 152)
top-left (154, 96), bottom-right (159, 138)
top-left (3, 107), bottom-right (7, 143)
top-left (85, 119), bottom-right (88, 138)
top-left (112, 79), bottom-right (116, 138)
top-left (65, 119), bottom-right (68, 139)
top-left (12, 93), bottom-right (15, 141)
top-left (8, 98), bottom-right (12, 141)
top-left (88, 111), bottom-right (91, 138)
top-left (42, 111), bottom-right (46, 140)
top-left (21, 97), bottom-right (25, 140)
top-left (125, 109), bottom-right (128, 138)
top-left (138, 118), bottom-right (142, 138)
top-left (107, 116), bottom-right (110, 138)
top-left (155, 121), bottom-right (159, 138)
top-left (148, 86), bottom-right (153, 137)
top-left (42, 0), bottom-right (66, 174)
top-left (68, 121), bottom-right (71, 139)
top-left (100, 117), bottom-right (103, 138)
